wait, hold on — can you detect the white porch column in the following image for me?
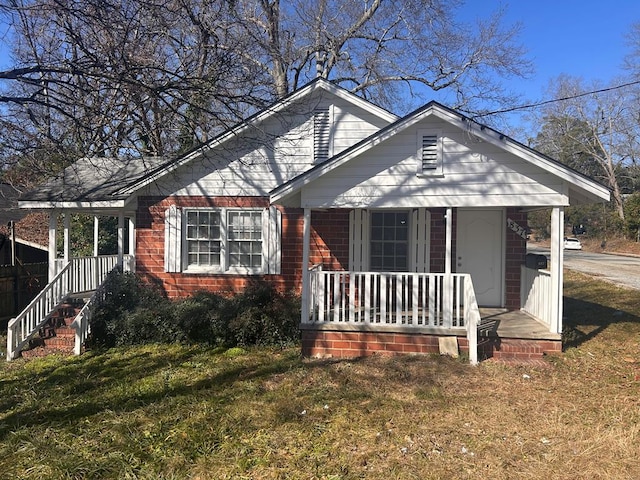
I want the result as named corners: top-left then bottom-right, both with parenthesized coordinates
top-left (93, 216), bottom-right (100, 257)
top-left (48, 211), bottom-right (57, 281)
top-left (128, 215), bottom-right (135, 256)
top-left (443, 207), bottom-right (453, 327)
top-left (117, 211), bottom-right (125, 267)
top-left (301, 208), bottom-right (311, 323)
top-left (549, 207), bottom-right (564, 334)
top-left (63, 213), bottom-right (71, 264)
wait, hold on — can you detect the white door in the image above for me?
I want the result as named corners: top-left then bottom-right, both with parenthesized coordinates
top-left (457, 209), bottom-right (504, 307)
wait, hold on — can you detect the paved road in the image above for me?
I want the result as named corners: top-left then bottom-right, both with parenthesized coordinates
top-left (528, 246), bottom-right (640, 290)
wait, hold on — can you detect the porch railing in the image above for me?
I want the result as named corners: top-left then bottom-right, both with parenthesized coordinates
top-left (520, 266), bottom-right (552, 328)
top-left (7, 255), bottom-right (134, 361)
top-left (306, 270), bottom-right (480, 364)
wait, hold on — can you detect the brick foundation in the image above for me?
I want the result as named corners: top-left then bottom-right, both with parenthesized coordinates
top-left (301, 328), bottom-right (471, 358)
top-left (301, 328), bottom-right (561, 361)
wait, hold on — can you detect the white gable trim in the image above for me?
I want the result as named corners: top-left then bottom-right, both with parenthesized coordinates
top-left (271, 103), bottom-right (610, 205)
top-left (115, 79), bottom-right (398, 196)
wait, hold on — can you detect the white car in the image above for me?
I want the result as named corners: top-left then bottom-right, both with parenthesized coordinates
top-left (564, 237), bottom-right (583, 250)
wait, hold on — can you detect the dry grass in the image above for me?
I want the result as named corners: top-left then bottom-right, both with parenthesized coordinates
top-left (0, 271), bottom-right (639, 479)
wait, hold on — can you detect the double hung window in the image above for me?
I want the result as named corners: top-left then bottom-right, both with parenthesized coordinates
top-left (165, 205), bottom-right (281, 274)
top-left (370, 211), bottom-right (409, 272)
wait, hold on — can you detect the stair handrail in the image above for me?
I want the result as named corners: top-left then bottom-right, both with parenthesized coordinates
top-left (70, 267), bottom-right (115, 355)
top-left (6, 262), bottom-right (73, 361)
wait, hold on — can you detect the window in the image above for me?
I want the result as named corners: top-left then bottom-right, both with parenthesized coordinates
top-left (164, 205), bottom-right (281, 274)
top-left (228, 211), bottom-right (262, 268)
top-left (417, 129), bottom-right (443, 175)
top-left (186, 210), bottom-right (221, 267)
top-left (370, 211), bottom-right (409, 272)
top-left (349, 208), bottom-right (430, 273)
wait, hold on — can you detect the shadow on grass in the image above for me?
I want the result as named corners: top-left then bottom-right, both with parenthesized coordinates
top-left (562, 295), bottom-right (640, 349)
top-left (0, 347), bottom-right (302, 440)
top-left (0, 346), bottom-right (468, 442)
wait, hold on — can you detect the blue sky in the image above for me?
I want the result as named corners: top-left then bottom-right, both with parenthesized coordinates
top-left (462, 0), bottom-right (640, 103)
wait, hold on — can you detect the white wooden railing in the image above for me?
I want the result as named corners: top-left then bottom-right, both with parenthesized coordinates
top-left (520, 266), bottom-right (552, 328)
top-left (6, 255), bottom-right (134, 361)
top-left (306, 270), bottom-right (480, 364)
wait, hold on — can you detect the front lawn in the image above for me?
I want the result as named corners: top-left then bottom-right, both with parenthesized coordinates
top-left (0, 270), bottom-right (639, 479)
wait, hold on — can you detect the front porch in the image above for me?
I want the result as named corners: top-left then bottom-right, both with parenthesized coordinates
top-left (301, 266), bottom-right (561, 363)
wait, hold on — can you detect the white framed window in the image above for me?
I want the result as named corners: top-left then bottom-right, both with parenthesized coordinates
top-left (164, 205), bottom-right (281, 274)
top-left (416, 129), bottom-right (443, 176)
top-left (349, 208), bottom-right (431, 273)
top-left (370, 211), bottom-right (409, 272)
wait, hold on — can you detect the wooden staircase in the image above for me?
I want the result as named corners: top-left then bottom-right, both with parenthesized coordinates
top-left (20, 298), bottom-right (86, 359)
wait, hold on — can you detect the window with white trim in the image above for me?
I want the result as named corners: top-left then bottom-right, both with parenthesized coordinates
top-left (349, 208), bottom-right (430, 273)
top-left (164, 205), bottom-right (281, 274)
top-left (370, 211), bottom-right (409, 272)
top-left (417, 129), bottom-right (443, 175)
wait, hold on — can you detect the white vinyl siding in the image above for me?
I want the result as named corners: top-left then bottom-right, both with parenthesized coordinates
top-left (164, 205), bottom-right (281, 274)
top-left (152, 93), bottom-right (393, 198)
top-left (301, 123), bottom-right (568, 209)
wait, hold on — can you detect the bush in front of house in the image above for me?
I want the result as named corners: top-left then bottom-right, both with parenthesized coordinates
top-left (88, 272), bottom-right (301, 349)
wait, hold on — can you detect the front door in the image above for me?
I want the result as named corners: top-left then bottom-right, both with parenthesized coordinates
top-left (456, 209), bottom-right (504, 307)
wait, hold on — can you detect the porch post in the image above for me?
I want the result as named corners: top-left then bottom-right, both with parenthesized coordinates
top-left (550, 206), bottom-right (564, 334)
top-left (128, 215), bottom-right (135, 270)
top-left (63, 212), bottom-right (71, 264)
top-left (301, 208), bottom-right (311, 323)
top-left (443, 207), bottom-right (453, 327)
top-left (48, 211), bottom-right (57, 282)
top-left (93, 216), bottom-right (99, 257)
top-left (117, 211), bottom-right (125, 267)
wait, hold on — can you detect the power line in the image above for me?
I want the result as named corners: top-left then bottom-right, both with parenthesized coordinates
top-left (472, 79), bottom-right (640, 119)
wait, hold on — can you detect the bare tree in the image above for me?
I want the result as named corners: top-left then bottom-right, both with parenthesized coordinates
top-left (0, 0), bottom-right (532, 188)
top-left (533, 76), bottom-right (640, 221)
top-left (234, 0), bottom-right (532, 113)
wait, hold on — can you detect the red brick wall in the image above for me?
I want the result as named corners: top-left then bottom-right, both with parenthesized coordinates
top-left (301, 329), bottom-right (470, 358)
top-left (136, 199), bottom-right (527, 309)
top-left (135, 196), bottom-right (350, 298)
top-left (505, 207), bottom-right (527, 310)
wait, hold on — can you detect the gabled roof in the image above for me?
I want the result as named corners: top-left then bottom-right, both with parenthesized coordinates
top-left (270, 100), bottom-right (611, 206)
top-left (19, 78), bottom-right (398, 210)
top-left (113, 78), bottom-right (399, 197)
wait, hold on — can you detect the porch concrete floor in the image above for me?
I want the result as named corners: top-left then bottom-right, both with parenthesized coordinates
top-left (479, 308), bottom-right (561, 341)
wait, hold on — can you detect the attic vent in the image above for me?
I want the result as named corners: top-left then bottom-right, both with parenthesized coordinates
top-left (314, 108), bottom-right (331, 163)
top-left (421, 135), bottom-right (438, 171)
top-left (417, 129), bottom-right (443, 176)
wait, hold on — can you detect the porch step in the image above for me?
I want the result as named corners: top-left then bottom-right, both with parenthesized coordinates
top-left (20, 299), bottom-right (85, 359)
top-left (478, 336), bottom-right (562, 361)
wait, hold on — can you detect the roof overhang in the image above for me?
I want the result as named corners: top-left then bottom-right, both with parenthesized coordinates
top-left (18, 199), bottom-right (131, 210)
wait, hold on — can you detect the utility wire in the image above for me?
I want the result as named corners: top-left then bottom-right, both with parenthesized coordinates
top-left (472, 78), bottom-right (640, 119)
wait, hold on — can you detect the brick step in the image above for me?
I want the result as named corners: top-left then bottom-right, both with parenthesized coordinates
top-left (19, 298), bottom-right (86, 360)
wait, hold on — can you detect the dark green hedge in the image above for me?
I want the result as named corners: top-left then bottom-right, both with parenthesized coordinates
top-left (89, 271), bottom-right (300, 349)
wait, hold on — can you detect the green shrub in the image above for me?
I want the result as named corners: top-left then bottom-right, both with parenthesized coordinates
top-left (89, 274), bottom-right (301, 349)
